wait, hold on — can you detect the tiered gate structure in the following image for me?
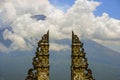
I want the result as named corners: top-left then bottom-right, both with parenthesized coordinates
top-left (25, 31), bottom-right (49, 80)
top-left (71, 31), bottom-right (94, 80)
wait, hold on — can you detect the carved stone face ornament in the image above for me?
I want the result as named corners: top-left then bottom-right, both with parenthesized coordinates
top-left (38, 73), bottom-right (48, 80)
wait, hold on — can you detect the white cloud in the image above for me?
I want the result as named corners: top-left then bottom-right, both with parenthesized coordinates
top-left (50, 43), bottom-right (70, 51)
top-left (93, 39), bottom-right (120, 52)
top-left (0, 42), bottom-right (9, 53)
top-left (92, 13), bottom-right (120, 40)
top-left (0, 0), bottom-right (120, 53)
top-left (0, 2), bottom-right (16, 23)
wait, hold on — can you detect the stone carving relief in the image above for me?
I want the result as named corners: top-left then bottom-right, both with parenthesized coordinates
top-left (25, 31), bottom-right (49, 80)
top-left (71, 31), bottom-right (94, 80)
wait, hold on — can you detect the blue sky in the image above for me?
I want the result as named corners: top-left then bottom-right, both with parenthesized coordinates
top-left (94, 0), bottom-right (120, 20)
top-left (49, 0), bottom-right (74, 6)
top-left (49, 0), bottom-right (120, 19)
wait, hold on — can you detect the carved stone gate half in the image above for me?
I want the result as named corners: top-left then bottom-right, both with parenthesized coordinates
top-left (71, 31), bottom-right (94, 80)
top-left (25, 31), bottom-right (49, 80)
top-left (25, 31), bottom-right (94, 80)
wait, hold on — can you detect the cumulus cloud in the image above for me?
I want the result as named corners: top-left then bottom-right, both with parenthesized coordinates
top-left (94, 13), bottom-right (120, 40)
top-left (0, 0), bottom-right (120, 53)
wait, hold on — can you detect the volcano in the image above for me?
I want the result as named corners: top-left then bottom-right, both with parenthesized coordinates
top-left (0, 39), bottom-right (120, 80)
